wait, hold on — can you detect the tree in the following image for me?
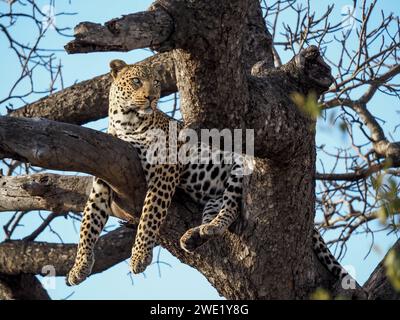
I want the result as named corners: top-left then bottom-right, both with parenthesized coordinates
top-left (0, 0), bottom-right (399, 300)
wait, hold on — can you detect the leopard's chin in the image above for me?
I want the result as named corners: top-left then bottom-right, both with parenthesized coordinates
top-left (137, 107), bottom-right (153, 115)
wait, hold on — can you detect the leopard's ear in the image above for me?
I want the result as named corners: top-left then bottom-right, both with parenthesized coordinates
top-left (109, 59), bottom-right (127, 80)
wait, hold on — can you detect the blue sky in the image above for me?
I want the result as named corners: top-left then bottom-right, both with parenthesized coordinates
top-left (0, 0), bottom-right (399, 299)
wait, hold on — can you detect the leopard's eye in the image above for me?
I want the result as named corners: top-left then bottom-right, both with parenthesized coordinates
top-left (132, 77), bottom-right (141, 84)
top-left (153, 79), bottom-right (160, 86)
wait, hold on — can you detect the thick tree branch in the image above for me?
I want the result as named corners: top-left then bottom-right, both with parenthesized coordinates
top-left (8, 53), bottom-right (177, 125)
top-left (0, 226), bottom-right (134, 276)
top-left (0, 173), bottom-right (92, 213)
top-left (65, 8), bottom-right (173, 54)
top-left (0, 117), bottom-right (146, 217)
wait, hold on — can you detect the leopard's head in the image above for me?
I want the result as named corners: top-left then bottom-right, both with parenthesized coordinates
top-left (109, 59), bottom-right (163, 115)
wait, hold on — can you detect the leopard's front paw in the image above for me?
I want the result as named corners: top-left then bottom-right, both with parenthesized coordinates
top-left (180, 226), bottom-right (209, 253)
top-left (199, 223), bottom-right (224, 237)
top-left (66, 255), bottom-right (94, 286)
top-left (130, 249), bottom-right (153, 274)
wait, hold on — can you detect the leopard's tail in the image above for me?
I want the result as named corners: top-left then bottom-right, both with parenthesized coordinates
top-left (312, 227), bottom-right (349, 280)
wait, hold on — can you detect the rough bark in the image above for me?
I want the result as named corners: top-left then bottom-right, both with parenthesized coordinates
top-left (164, 0), bottom-right (250, 132)
top-left (241, 0), bottom-right (274, 72)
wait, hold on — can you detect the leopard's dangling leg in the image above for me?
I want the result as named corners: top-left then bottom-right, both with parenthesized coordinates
top-left (130, 164), bottom-right (179, 274)
top-left (66, 178), bottom-right (111, 286)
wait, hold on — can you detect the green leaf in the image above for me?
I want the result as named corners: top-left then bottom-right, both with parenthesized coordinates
top-left (310, 287), bottom-right (331, 300)
top-left (371, 174), bottom-right (384, 191)
top-left (378, 205), bottom-right (389, 224)
top-left (291, 91), bottom-right (322, 120)
top-left (384, 249), bottom-right (400, 291)
top-left (374, 175), bottom-right (400, 226)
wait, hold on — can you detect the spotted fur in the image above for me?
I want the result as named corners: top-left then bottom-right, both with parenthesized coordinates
top-left (66, 60), bottom-right (348, 286)
top-left (312, 228), bottom-right (349, 279)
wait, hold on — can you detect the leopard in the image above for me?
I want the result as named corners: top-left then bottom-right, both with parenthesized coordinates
top-left (66, 59), bottom-right (349, 286)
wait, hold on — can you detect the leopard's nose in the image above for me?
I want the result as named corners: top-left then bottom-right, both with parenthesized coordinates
top-left (144, 95), bottom-right (155, 102)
